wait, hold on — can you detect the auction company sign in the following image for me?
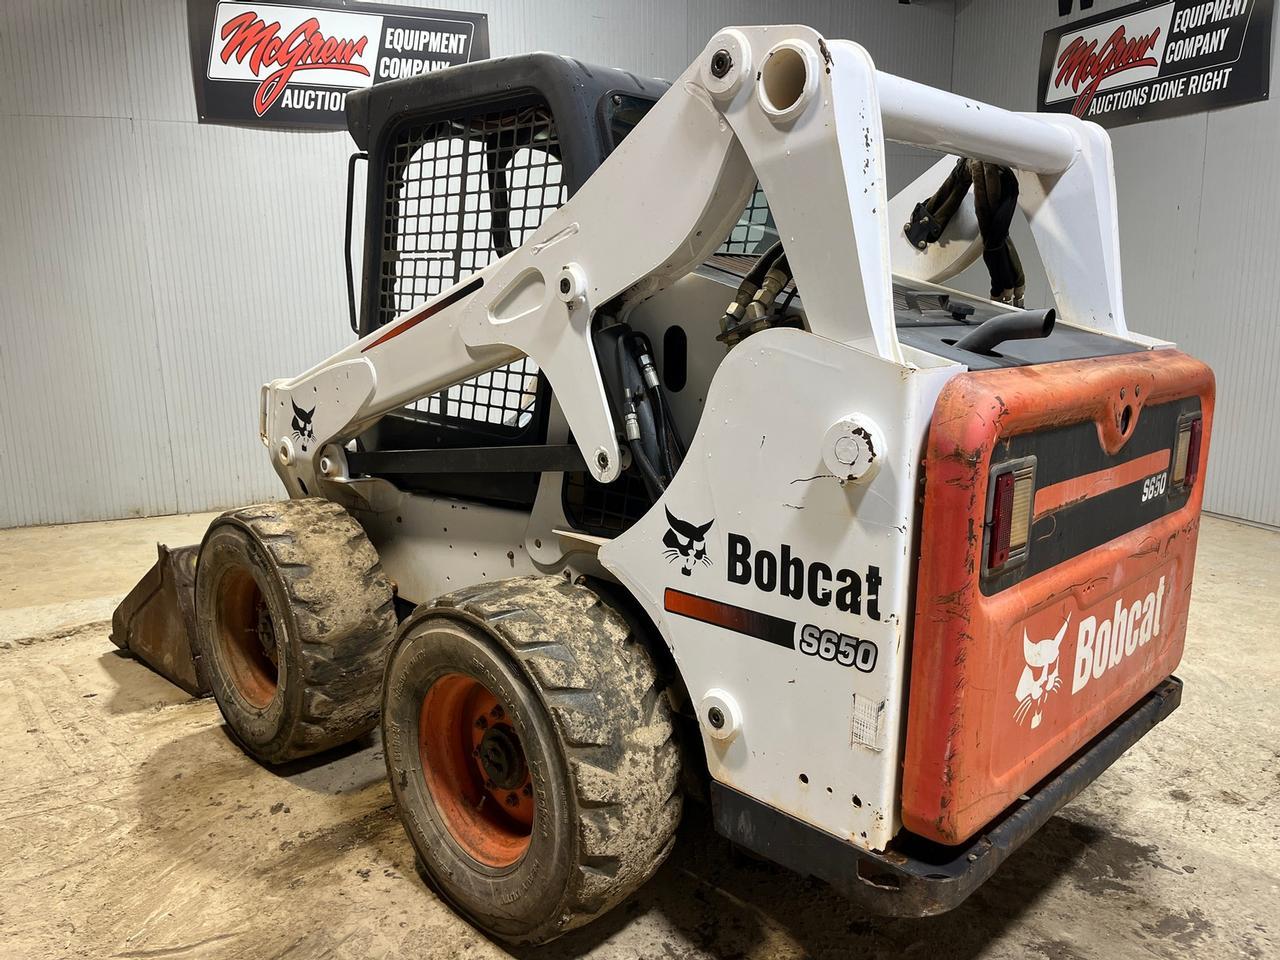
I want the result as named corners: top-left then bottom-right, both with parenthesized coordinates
top-left (187, 0), bottom-right (489, 129)
top-left (1038, 0), bottom-right (1272, 128)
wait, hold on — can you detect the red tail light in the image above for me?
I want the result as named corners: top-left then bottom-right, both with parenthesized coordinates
top-left (1184, 417), bottom-right (1203, 488)
top-left (985, 458), bottom-right (1035, 573)
top-left (988, 472), bottom-right (1014, 568)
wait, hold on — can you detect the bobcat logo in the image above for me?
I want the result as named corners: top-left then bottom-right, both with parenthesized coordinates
top-left (291, 400), bottom-right (315, 453)
top-left (662, 508), bottom-right (713, 577)
top-left (1014, 616), bottom-right (1069, 729)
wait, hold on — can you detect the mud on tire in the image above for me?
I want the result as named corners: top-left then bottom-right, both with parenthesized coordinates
top-left (382, 576), bottom-right (682, 945)
top-left (194, 498), bottom-right (397, 765)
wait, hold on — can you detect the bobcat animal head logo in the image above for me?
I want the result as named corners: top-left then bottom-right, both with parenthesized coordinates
top-left (662, 508), bottom-right (713, 576)
top-left (1015, 616), bottom-right (1069, 729)
top-left (291, 400), bottom-right (315, 452)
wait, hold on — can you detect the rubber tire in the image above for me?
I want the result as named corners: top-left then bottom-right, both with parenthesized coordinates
top-left (195, 498), bottom-right (397, 765)
top-left (382, 576), bottom-right (682, 945)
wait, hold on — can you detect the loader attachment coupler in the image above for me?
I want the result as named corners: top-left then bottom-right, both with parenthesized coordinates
top-left (110, 543), bottom-right (209, 697)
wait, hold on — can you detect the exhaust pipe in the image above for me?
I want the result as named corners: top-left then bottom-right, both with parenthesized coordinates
top-left (953, 308), bottom-right (1055, 356)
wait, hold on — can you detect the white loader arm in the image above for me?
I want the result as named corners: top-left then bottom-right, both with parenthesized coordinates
top-left (261, 25), bottom-right (1127, 500)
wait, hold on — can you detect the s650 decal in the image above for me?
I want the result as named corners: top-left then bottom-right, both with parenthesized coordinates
top-left (1140, 471), bottom-right (1168, 502)
top-left (798, 623), bottom-right (878, 672)
top-left (664, 589), bottom-right (881, 675)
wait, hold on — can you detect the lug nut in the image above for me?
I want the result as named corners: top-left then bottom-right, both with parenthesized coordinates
top-left (475, 716), bottom-right (487, 729)
top-left (522, 783), bottom-right (533, 797)
top-left (490, 704), bottom-right (504, 719)
top-left (505, 792), bottom-right (519, 807)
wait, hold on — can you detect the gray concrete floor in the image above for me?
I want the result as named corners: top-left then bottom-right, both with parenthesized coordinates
top-left (0, 512), bottom-right (1276, 959)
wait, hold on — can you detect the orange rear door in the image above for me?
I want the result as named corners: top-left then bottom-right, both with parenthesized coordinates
top-left (903, 349), bottom-right (1213, 845)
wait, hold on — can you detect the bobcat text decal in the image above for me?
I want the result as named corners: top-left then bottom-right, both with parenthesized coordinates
top-left (1014, 576), bottom-right (1168, 731)
top-left (662, 525), bottom-right (886, 674)
top-left (1073, 576), bottom-right (1167, 694)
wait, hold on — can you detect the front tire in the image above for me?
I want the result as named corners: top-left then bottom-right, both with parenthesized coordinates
top-left (382, 576), bottom-right (682, 944)
top-left (194, 498), bottom-right (397, 764)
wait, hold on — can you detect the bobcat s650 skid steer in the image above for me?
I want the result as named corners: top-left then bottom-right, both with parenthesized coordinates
top-left (112, 25), bottom-right (1213, 944)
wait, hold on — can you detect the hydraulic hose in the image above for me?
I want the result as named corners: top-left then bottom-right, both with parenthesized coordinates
top-left (720, 241), bottom-right (786, 336)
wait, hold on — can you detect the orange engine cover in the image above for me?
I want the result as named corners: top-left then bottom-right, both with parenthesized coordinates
top-left (903, 350), bottom-right (1214, 845)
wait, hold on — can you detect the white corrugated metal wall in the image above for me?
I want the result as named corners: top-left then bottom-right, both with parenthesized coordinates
top-left (950, 0), bottom-right (1280, 528)
top-left (0, 0), bottom-right (954, 529)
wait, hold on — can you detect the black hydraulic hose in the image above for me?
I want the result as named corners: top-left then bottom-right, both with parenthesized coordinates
top-left (629, 438), bottom-right (666, 498)
top-left (651, 388), bottom-right (672, 481)
top-left (660, 400), bottom-right (683, 477)
top-left (953, 308), bottom-right (1056, 355)
top-left (652, 387), bottom-right (684, 480)
top-left (614, 333), bottom-right (666, 496)
top-left (721, 242), bottom-right (787, 336)
top-left (744, 240), bottom-right (786, 288)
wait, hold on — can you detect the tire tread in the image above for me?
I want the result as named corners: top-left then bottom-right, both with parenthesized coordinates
top-left (430, 575), bottom-right (682, 941)
top-left (200, 498), bottom-right (396, 763)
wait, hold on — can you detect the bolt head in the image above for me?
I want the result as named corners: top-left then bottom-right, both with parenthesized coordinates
top-left (595, 450), bottom-right (609, 470)
top-left (708, 706), bottom-right (725, 729)
top-left (559, 276), bottom-right (572, 295)
top-left (710, 48), bottom-right (733, 78)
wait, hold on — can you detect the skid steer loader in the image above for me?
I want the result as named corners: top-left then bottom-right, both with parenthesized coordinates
top-left (112, 25), bottom-right (1213, 944)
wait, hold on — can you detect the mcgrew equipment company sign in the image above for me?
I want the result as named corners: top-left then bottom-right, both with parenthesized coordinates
top-left (187, 0), bottom-right (489, 129)
top-left (1038, 0), bottom-right (1272, 128)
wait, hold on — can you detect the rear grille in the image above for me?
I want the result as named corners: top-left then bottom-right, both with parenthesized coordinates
top-left (376, 99), bottom-right (565, 439)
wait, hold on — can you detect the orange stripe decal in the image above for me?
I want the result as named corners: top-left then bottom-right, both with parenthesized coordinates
top-left (1034, 448), bottom-right (1171, 518)
top-left (664, 588), bottom-right (796, 649)
top-left (361, 276), bottom-right (484, 352)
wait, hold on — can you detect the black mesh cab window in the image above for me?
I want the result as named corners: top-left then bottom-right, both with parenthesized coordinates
top-left (718, 183), bottom-right (776, 255)
top-left (374, 99), bottom-right (565, 444)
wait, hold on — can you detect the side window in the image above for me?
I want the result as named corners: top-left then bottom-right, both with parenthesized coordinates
top-left (376, 102), bottom-right (567, 442)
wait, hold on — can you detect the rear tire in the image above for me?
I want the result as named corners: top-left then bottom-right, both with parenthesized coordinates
top-left (382, 576), bottom-right (682, 944)
top-left (194, 498), bottom-right (397, 764)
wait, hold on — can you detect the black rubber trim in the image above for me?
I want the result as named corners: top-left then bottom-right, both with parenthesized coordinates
top-left (711, 676), bottom-right (1182, 917)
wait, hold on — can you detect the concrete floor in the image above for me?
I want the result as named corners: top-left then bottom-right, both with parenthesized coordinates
top-left (0, 512), bottom-right (1276, 959)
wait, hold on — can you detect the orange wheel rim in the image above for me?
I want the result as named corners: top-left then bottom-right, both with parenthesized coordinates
top-left (215, 567), bottom-right (278, 708)
top-left (419, 673), bottom-right (534, 867)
